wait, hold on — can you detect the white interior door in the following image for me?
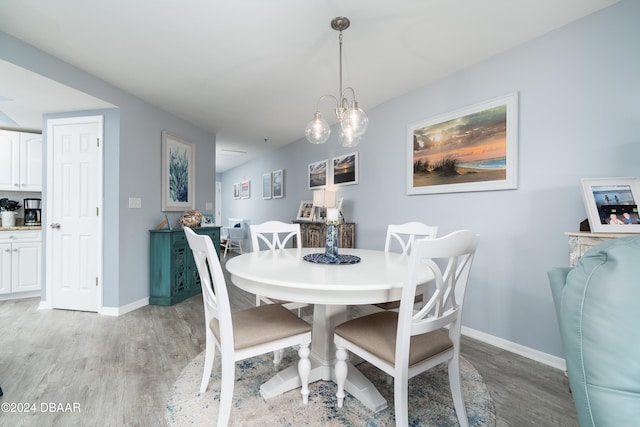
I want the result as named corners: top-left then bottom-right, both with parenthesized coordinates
top-left (46, 116), bottom-right (103, 312)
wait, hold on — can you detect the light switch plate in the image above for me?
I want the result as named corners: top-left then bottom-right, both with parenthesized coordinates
top-left (128, 197), bottom-right (142, 209)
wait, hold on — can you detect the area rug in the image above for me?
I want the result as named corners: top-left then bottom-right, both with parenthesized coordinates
top-left (165, 349), bottom-right (496, 426)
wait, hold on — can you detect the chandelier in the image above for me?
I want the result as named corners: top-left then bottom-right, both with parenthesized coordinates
top-left (305, 17), bottom-right (368, 147)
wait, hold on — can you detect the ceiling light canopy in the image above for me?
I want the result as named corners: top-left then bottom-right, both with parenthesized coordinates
top-left (305, 17), bottom-right (368, 147)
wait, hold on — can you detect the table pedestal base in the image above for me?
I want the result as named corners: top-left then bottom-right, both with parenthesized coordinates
top-left (259, 304), bottom-right (387, 413)
top-left (259, 357), bottom-right (388, 413)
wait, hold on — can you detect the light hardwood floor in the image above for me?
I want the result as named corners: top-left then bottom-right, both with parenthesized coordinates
top-left (0, 256), bottom-right (578, 426)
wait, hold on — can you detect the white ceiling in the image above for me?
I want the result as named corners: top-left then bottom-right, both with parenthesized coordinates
top-left (0, 0), bottom-right (619, 172)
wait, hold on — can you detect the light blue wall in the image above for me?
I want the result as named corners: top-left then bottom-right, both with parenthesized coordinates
top-left (1, 32), bottom-right (217, 308)
top-left (221, 0), bottom-right (640, 358)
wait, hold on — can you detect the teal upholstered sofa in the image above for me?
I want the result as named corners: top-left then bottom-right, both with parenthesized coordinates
top-left (548, 236), bottom-right (640, 426)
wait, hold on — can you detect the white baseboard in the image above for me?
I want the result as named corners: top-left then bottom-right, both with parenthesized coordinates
top-left (0, 290), bottom-right (41, 302)
top-left (100, 297), bottom-right (149, 316)
top-left (462, 326), bottom-right (566, 371)
top-left (99, 297), bottom-right (149, 316)
top-left (36, 298), bottom-right (148, 316)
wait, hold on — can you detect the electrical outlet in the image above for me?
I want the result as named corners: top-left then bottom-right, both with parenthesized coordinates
top-left (206, 202), bottom-right (213, 210)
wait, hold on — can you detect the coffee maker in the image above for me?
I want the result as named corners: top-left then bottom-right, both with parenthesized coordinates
top-left (24, 198), bottom-right (41, 226)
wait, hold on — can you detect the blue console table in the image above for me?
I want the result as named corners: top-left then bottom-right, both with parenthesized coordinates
top-left (149, 227), bottom-right (220, 306)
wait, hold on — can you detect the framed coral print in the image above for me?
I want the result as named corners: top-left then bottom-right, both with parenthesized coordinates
top-left (272, 169), bottom-right (284, 198)
top-left (162, 131), bottom-right (196, 211)
top-left (308, 159), bottom-right (328, 189)
top-left (407, 93), bottom-right (518, 195)
top-left (581, 177), bottom-right (640, 233)
top-left (296, 200), bottom-right (314, 221)
top-left (332, 152), bottom-right (358, 186)
top-left (262, 173), bottom-right (272, 199)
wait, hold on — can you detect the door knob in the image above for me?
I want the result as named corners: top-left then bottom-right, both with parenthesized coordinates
top-left (50, 223), bottom-right (61, 229)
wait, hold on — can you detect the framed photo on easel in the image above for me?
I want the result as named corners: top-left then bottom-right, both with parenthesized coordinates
top-left (296, 200), bottom-right (314, 221)
top-left (581, 177), bottom-right (640, 233)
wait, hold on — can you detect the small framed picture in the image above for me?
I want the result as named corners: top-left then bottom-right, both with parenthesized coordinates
top-left (233, 183), bottom-right (240, 199)
top-left (200, 213), bottom-right (215, 227)
top-left (581, 177), bottom-right (640, 233)
top-left (308, 159), bottom-right (328, 189)
top-left (332, 152), bottom-right (359, 186)
top-left (272, 169), bottom-right (284, 198)
top-left (240, 180), bottom-right (250, 199)
top-left (262, 173), bottom-right (272, 199)
top-left (296, 200), bottom-right (314, 221)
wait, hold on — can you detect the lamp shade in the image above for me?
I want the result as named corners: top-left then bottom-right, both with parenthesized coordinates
top-left (313, 189), bottom-right (336, 208)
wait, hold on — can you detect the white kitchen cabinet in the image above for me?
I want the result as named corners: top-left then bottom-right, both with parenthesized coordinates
top-left (0, 243), bottom-right (11, 294)
top-left (0, 130), bottom-right (42, 191)
top-left (0, 231), bottom-right (41, 296)
top-left (0, 130), bottom-right (19, 190)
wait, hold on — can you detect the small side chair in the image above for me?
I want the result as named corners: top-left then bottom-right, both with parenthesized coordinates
top-left (221, 218), bottom-right (245, 258)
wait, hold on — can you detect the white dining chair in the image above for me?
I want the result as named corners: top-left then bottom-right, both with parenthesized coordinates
top-left (221, 218), bottom-right (245, 258)
top-left (183, 227), bottom-right (312, 427)
top-left (334, 230), bottom-right (479, 427)
top-left (373, 222), bottom-right (438, 311)
top-left (249, 221), bottom-right (309, 311)
top-left (385, 222), bottom-right (439, 255)
top-left (250, 221), bottom-right (312, 363)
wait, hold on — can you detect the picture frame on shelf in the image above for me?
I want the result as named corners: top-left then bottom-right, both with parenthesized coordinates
top-left (200, 213), bottom-right (215, 227)
top-left (407, 92), bottom-right (518, 195)
top-left (332, 152), bottom-right (358, 186)
top-left (272, 169), bottom-right (284, 198)
top-left (336, 197), bottom-right (344, 221)
top-left (308, 159), bottom-right (328, 189)
top-left (580, 177), bottom-right (640, 233)
top-left (161, 131), bottom-right (196, 211)
top-left (314, 207), bottom-right (327, 222)
top-left (240, 180), bottom-right (250, 199)
top-left (296, 200), bottom-right (314, 222)
top-left (262, 173), bottom-right (272, 199)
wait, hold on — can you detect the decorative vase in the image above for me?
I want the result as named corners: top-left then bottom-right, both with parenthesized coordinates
top-left (325, 208), bottom-right (340, 258)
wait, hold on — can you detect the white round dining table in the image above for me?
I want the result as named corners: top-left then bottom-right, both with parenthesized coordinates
top-left (225, 247), bottom-right (433, 413)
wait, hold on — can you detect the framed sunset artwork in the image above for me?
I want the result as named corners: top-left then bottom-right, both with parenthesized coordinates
top-left (407, 93), bottom-right (518, 195)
